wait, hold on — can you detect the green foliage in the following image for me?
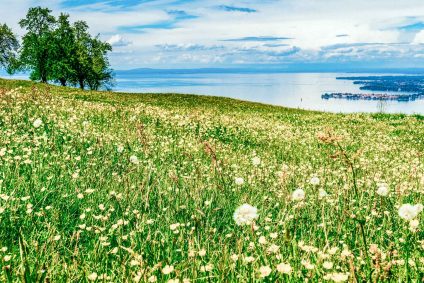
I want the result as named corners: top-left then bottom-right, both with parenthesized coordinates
top-left (51, 13), bottom-right (75, 86)
top-left (71, 21), bottom-right (91, 89)
top-left (15, 6), bottom-right (114, 89)
top-left (85, 36), bottom-right (113, 91)
top-left (71, 21), bottom-right (114, 90)
top-left (18, 7), bottom-right (56, 83)
top-left (0, 23), bottom-right (19, 73)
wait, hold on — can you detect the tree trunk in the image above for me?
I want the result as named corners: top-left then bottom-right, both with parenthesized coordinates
top-left (79, 79), bottom-right (84, 90)
top-left (41, 75), bottom-right (48, 84)
top-left (59, 78), bottom-right (66, 86)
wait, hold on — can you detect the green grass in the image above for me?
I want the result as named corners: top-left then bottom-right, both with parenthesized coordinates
top-left (0, 78), bottom-right (423, 282)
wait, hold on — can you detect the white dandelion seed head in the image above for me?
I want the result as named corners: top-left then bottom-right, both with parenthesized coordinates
top-left (276, 262), bottom-right (292, 274)
top-left (325, 272), bottom-right (349, 282)
top-left (292, 188), bottom-right (305, 201)
top-left (259, 265), bottom-right (272, 278)
top-left (235, 177), bottom-right (244, 185)
top-left (310, 176), bottom-right (320, 185)
top-left (376, 184), bottom-right (389, 196)
top-left (129, 155), bottom-right (139, 164)
top-left (319, 189), bottom-right (328, 198)
top-left (233, 203), bottom-right (258, 226)
top-left (323, 261), bottom-right (334, 270)
top-left (252, 157), bottom-right (261, 166)
top-left (33, 118), bottom-right (43, 128)
top-left (398, 204), bottom-right (422, 221)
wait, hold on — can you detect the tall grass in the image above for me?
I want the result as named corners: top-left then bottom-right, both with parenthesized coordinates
top-left (0, 79), bottom-right (423, 282)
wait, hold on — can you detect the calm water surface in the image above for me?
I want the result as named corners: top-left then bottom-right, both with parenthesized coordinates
top-left (115, 73), bottom-right (424, 114)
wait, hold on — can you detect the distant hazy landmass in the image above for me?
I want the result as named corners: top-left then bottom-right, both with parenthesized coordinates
top-left (3, 67), bottom-right (424, 79)
top-left (114, 67), bottom-right (424, 76)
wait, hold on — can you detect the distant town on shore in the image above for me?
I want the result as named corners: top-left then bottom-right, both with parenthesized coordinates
top-left (322, 76), bottom-right (424, 102)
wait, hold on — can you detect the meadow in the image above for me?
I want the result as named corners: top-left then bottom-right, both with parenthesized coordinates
top-left (0, 78), bottom-right (423, 282)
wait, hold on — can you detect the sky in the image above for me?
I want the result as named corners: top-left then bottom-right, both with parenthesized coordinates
top-left (2, 0), bottom-right (424, 70)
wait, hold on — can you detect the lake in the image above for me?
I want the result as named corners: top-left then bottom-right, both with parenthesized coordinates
top-left (114, 72), bottom-right (424, 114)
top-left (2, 72), bottom-right (424, 114)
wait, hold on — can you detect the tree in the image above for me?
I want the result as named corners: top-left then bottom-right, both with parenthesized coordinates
top-left (15, 6), bottom-right (114, 90)
top-left (0, 23), bottom-right (19, 73)
top-left (71, 21), bottom-right (92, 90)
top-left (71, 21), bottom-right (113, 90)
top-left (51, 13), bottom-right (75, 86)
top-left (86, 36), bottom-right (113, 91)
top-left (18, 7), bottom-right (56, 83)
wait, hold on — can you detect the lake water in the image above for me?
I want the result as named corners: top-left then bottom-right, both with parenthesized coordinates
top-left (2, 72), bottom-right (423, 114)
top-left (115, 72), bottom-right (424, 114)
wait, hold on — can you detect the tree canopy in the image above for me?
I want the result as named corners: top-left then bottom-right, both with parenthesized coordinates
top-left (19, 7), bottom-right (56, 83)
top-left (8, 6), bottom-right (114, 90)
top-left (0, 23), bottom-right (19, 73)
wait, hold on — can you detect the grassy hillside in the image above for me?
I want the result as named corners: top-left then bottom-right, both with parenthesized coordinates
top-left (0, 78), bottom-right (423, 282)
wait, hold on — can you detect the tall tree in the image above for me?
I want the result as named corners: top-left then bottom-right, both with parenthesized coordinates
top-left (19, 7), bottom-right (56, 83)
top-left (0, 23), bottom-right (19, 73)
top-left (51, 13), bottom-right (75, 86)
top-left (71, 21), bottom-right (113, 90)
top-left (71, 21), bottom-right (92, 90)
top-left (86, 36), bottom-right (113, 91)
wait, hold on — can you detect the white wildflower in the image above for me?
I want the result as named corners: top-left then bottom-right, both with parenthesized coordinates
top-left (292, 188), bottom-right (305, 201)
top-left (259, 266), bottom-right (272, 278)
top-left (319, 189), bottom-right (328, 198)
top-left (33, 118), bottom-right (43, 128)
top-left (87, 272), bottom-right (98, 281)
top-left (230, 254), bottom-right (239, 261)
top-left (276, 262), bottom-right (292, 274)
top-left (323, 261), bottom-right (333, 269)
top-left (233, 203), bottom-right (259, 226)
top-left (310, 176), bottom-right (320, 185)
top-left (162, 265), bottom-right (174, 275)
top-left (252, 157), bottom-right (261, 166)
top-left (235, 177), bottom-right (244, 185)
top-left (376, 184), bottom-right (389, 197)
top-left (129, 155), bottom-right (139, 165)
top-left (398, 204), bottom-right (422, 221)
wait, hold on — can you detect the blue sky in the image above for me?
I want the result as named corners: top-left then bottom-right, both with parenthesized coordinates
top-left (2, 0), bottom-right (424, 70)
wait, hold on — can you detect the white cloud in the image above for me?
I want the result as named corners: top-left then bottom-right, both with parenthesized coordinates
top-left (2, 0), bottom-right (424, 68)
top-left (413, 30), bottom-right (424, 44)
top-left (107, 34), bottom-right (131, 47)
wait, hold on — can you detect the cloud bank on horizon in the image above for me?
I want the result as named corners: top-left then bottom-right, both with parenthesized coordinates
top-left (2, 0), bottom-right (424, 70)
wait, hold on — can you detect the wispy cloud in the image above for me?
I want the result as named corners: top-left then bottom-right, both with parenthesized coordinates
top-left (221, 36), bottom-right (293, 42)
top-left (118, 10), bottom-right (197, 32)
top-left (218, 5), bottom-right (257, 13)
top-left (156, 44), bottom-right (225, 51)
top-left (263, 43), bottom-right (290, 47)
top-left (61, 0), bottom-right (154, 9)
top-left (398, 22), bottom-right (424, 31)
top-left (167, 10), bottom-right (197, 20)
top-left (2, 0), bottom-right (424, 69)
